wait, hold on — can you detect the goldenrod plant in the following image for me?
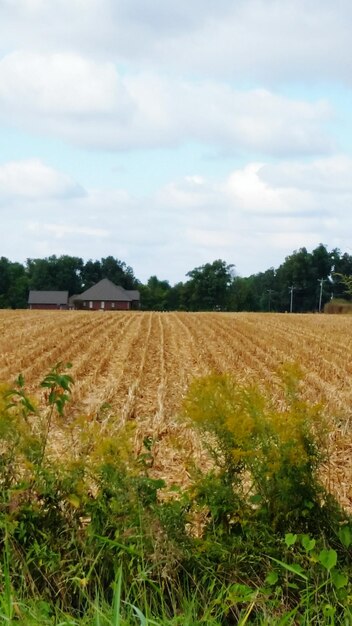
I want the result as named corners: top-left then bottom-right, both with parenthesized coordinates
top-left (182, 364), bottom-right (332, 532)
top-left (0, 364), bottom-right (350, 624)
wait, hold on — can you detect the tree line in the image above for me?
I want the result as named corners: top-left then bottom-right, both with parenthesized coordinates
top-left (1, 244), bottom-right (352, 311)
top-left (0, 256), bottom-right (136, 309)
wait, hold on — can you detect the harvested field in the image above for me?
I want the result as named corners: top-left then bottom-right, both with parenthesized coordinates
top-left (0, 310), bottom-right (351, 511)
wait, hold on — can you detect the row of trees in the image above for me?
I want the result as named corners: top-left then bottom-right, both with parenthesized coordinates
top-left (0, 256), bottom-right (137, 309)
top-left (140, 245), bottom-right (352, 312)
top-left (1, 244), bottom-right (352, 311)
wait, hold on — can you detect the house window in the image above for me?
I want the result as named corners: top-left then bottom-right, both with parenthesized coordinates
top-left (83, 301), bottom-right (86, 307)
top-left (101, 301), bottom-right (105, 309)
top-left (89, 301), bottom-right (93, 309)
top-left (111, 302), bottom-right (115, 308)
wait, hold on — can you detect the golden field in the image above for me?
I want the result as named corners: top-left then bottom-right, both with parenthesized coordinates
top-left (0, 310), bottom-right (351, 511)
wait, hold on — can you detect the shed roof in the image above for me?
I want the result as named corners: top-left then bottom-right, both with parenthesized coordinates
top-left (28, 291), bottom-right (69, 305)
top-left (74, 278), bottom-right (139, 302)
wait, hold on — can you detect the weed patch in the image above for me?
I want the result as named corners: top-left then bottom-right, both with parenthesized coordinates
top-left (0, 364), bottom-right (350, 624)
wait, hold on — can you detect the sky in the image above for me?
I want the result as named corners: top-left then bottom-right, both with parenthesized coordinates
top-left (1, 0), bottom-right (352, 284)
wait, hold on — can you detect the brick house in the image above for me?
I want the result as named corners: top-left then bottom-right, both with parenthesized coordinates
top-left (28, 291), bottom-right (69, 310)
top-left (72, 278), bottom-right (140, 310)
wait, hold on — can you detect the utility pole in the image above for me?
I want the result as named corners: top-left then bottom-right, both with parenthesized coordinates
top-left (318, 278), bottom-right (325, 313)
top-left (289, 285), bottom-right (294, 313)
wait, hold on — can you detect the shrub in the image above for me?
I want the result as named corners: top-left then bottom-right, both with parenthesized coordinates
top-left (324, 298), bottom-right (352, 314)
top-left (182, 363), bottom-right (337, 532)
top-left (0, 364), bottom-right (350, 624)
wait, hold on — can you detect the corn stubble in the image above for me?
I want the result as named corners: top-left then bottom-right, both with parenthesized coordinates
top-left (0, 310), bottom-right (351, 512)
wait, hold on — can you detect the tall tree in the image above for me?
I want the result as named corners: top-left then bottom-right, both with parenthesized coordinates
top-left (100, 256), bottom-right (137, 289)
top-left (228, 276), bottom-right (257, 311)
top-left (27, 256), bottom-right (84, 295)
top-left (81, 260), bottom-right (102, 290)
top-left (140, 276), bottom-right (172, 310)
top-left (0, 257), bottom-right (28, 308)
top-left (275, 245), bottom-right (334, 312)
top-left (185, 259), bottom-right (235, 311)
top-left (330, 250), bottom-right (352, 300)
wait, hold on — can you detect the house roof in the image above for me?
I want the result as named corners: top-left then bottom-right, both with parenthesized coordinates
top-left (74, 278), bottom-right (140, 302)
top-left (125, 290), bottom-right (140, 302)
top-left (28, 291), bottom-right (69, 305)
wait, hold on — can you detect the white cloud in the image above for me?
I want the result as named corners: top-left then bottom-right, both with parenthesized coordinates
top-left (259, 156), bottom-right (352, 194)
top-left (0, 51), bottom-right (124, 115)
top-left (0, 52), bottom-right (332, 155)
top-left (1, 156), bottom-right (352, 282)
top-left (224, 163), bottom-right (314, 215)
top-left (28, 223), bottom-right (109, 238)
top-left (0, 159), bottom-right (83, 201)
top-left (0, 1), bottom-right (350, 286)
top-left (1, 1), bottom-right (352, 84)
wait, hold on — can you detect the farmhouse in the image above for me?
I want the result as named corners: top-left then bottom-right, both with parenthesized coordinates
top-left (28, 291), bottom-right (69, 310)
top-left (72, 278), bottom-right (140, 310)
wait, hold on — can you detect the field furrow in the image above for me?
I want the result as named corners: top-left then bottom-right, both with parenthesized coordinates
top-left (0, 310), bottom-right (351, 511)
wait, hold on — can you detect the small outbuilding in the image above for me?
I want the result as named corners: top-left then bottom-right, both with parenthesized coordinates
top-left (28, 291), bottom-right (69, 310)
top-left (72, 278), bottom-right (140, 310)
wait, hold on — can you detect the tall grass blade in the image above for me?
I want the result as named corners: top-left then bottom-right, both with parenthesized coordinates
top-left (1, 530), bottom-right (13, 622)
top-left (112, 566), bottom-right (122, 626)
top-left (267, 556), bottom-right (308, 581)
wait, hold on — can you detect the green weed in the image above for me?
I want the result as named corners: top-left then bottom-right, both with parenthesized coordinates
top-left (0, 364), bottom-right (349, 624)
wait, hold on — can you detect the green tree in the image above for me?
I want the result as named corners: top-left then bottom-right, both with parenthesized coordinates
top-left (330, 250), bottom-right (352, 300)
top-left (0, 257), bottom-right (28, 308)
top-left (229, 269), bottom-right (278, 312)
top-left (100, 256), bottom-right (136, 289)
top-left (81, 259), bottom-right (102, 289)
top-left (167, 281), bottom-right (187, 310)
top-left (228, 276), bottom-right (259, 311)
top-left (27, 256), bottom-right (84, 295)
top-left (185, 259), bottom-right (235, 311)
top-left (140, 276), bottom-right (172, 310)
top-left (7, 262), bottom-right (29, 308)
top-left (275, 245), bottom-right (334, 312)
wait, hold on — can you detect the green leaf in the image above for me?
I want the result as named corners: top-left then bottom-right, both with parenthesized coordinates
top-left (67, 494), bottom-right (80, 509)
top-left (338, 525), bottom-right (352, 549)
top-left (227, 583), bottom-right (255, 603)
top-left (284, 533), bottom-right (297, 547)
top-left (267, 556), bottom-right (308, 581)
top-left (323, 604), bottom-right (336, 618)
top-left (112, 566), bottom-right (122, 626)
top-left (249, 494), bottom-right (262, 504)
top-left (319, 549), bottom-right (337, 571)
top-left (16, 374), bottom-right (25, 388)
top-left (303, 500), bottom-right (314, 510)
top-left (131, 605), bottom-right (147, 626)
top-left (301, 534), bottom-right (316, 552)
top-left (331, 569), bottom-right (349, 589)
top-left (265, 571), bottom-right (279, 586)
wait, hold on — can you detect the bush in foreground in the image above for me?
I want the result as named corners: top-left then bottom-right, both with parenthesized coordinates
top-left (0, 364), bottom-right (350, 624)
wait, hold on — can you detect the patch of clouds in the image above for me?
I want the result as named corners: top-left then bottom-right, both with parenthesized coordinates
top-left (0, 52), bottom-right (125, 115)
top-left (28, 223), bottom-right (109, 238)
top-left (2, 156), bottom-right (352, 282)
top-left (1, 1), bottom-right (351, 84)
top-left (0, 52), bottom-right (332, 155)
top-left (224, 163), bottom-right (315, 216)
top-left (0, 159), bottom-right (84, 202)
top-left (259, 156), bottom-right (352, 194)
top-left (158, 1), bottom-right (352, 84)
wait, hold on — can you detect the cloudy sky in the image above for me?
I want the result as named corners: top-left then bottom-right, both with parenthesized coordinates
top-left (1, 0), bottom-right (352, 283)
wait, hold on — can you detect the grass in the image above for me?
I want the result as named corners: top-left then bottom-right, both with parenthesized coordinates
top-left (0, 364), bottom-right (350, 625)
